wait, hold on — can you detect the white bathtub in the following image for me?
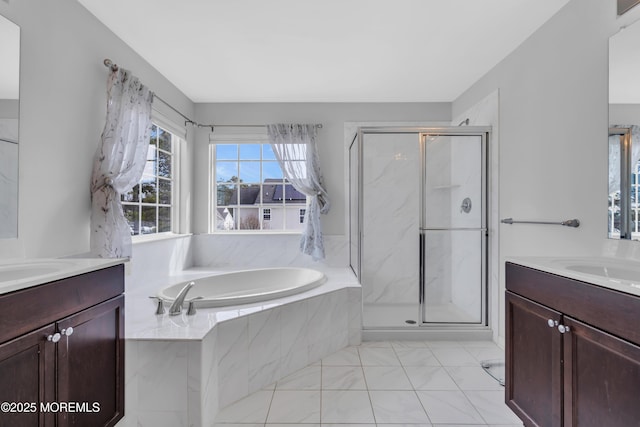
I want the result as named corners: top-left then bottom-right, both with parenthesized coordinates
top-left (157, 267), bottom-right (327, 307)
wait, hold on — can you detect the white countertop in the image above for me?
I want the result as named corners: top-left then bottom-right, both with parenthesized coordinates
top-left (0, 258), bottom-right (125, 295)
top-left (124, 267), bottom-right (360, 341)
top-left (506, 256), bottom-right (640, 298)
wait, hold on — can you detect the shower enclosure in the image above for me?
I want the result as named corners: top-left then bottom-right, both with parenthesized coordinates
top-left (349, 127), bottom-right (490, 332)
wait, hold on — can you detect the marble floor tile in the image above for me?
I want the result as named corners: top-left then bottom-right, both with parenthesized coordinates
top-left (362, 366), bottom-right (413, 390)
top-left (276, 365), bottom-right (321, 390)
top-left (416, 390), bottom-right (485, 424)
top-left (267, 390), bottom-right (321, 424)
top-left (322, 366), bottom-right (367, 390)
top-left (358, 347), bottom-right (401, 366)
top-left (464, 390), bottom-right (523, 425)
top-left (214, 340), bottom-right (521, 427)
top-left (404, 366), bottom-right (459, 391)
top-left (446, 366), bottom-right (504, 390)
top-left (395, 348), bottom-right (441, 367)
top-left (215, 390), bottom-right (273, 423)
top-left (369, 391), bottom-right (430, 424)
top-left (430, 347), bottom-right (479, 367)
top-left (322, 346), bottom-right (361, 366)
top-left (321, 390), bottom-right (375, 424)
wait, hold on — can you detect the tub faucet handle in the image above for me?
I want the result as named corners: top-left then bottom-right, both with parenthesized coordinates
top-left (186, 296), bottom-right (203, 316)
top-left (149, 296), bottom-right (165, 315)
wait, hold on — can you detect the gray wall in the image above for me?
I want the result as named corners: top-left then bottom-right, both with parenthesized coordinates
top-left (610, 103), bottom-right (640, 124)
top-left (0, 0), bottom-right (195, 258)
top-left (193, 103), bottom-right (451, 236)
top-left (452, 0), bottom-right (640, 343)
top-left (0, 99), bottom-right (18, 118)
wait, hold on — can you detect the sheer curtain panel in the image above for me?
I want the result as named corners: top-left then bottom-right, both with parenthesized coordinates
top-left (90, 68), bottom-right (153, 258)
top-left (267, 124), bottom-right (330, 261)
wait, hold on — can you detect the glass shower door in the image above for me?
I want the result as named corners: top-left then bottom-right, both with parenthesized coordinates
top-left (420, 133), bottom-right (486, 324)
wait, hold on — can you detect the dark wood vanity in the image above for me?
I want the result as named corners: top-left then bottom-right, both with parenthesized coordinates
top-left (0, 264), bottom-right (124, 427)
top-left (505, 261), bottom-right (640, 427)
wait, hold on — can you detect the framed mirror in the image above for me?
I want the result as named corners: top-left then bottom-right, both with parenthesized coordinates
top-left (0, 14), bottom-right (19, 239)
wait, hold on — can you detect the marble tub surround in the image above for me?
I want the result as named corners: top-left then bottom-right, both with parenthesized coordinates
top-left (118, 267), bottom-right (361, 427)
top-left (214, 340), bottom-right (522, 426)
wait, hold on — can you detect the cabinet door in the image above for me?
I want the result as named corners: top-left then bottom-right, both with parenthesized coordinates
top-left (0, 324), bottom-right (56, 427)
top-left (506, 291), bottom-right (562, 427)
top-left (563, 316), bottom-right (640, 427)
top-left (56, 295), bottom-right (124, 427)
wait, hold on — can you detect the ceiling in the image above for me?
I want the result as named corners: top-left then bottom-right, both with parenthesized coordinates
top-left (77, 0), bottom-right (571, 103)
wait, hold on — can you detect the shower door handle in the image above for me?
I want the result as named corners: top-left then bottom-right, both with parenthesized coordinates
top-left (419, 232), bottom-right (425, 306)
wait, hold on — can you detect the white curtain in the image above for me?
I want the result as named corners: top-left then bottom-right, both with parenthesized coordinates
top-left (90, 68), bottom-right (153, 258)
top-left (267, 124), bottom-right (330, 261)
top-left (609, 125), bottom-right (640, 195)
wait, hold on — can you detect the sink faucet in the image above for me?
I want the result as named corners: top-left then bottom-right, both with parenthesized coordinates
top-left (169, 281), bottom-right (195, 316)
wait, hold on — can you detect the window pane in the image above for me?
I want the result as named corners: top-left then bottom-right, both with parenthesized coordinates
top-left (216, 144), bottom-right (237, 160)
top-left (262, 207), bottom-right (283, 230)
top-left (239, 184), bottom-right (260, 205)
top-left (122, 184), bottom-right (140, 203)
top-left (240, 144), bottom-right (261, 160)
top-left (158, 128), bottom-right (171, 151)
top-left (263, 162), bottom-right (283, 180)
top-left (286, 207), bottom-right (306, 231)
top-left (159, 179), bottom-right (171, 205)
top-left (216, 162), bottom-right (239, 182)
top-left (216, 207), bottom-right (236, 230)
top-left (141, 206), bottom-right (157, 234)
top-left (263, 144), bottom-right (277, 160)
top-left (145, 145), bottom-right (157, 176)
top-left (149, 125), bottom-right (157, 146)
top-left (239, 161), bottom-right (260, 183)
top-left (123, 205), bottom-right (139, 235)
top-left (141, 177), bottom-right (157, 203)
top-left (217, 184), bottom-right (236, 205)
top-left (239, 208), bottom-right (260, 230)
top-left (159, 207), bottom-right (171, 232)
top-left (159, 151), bottom-right (172, 178)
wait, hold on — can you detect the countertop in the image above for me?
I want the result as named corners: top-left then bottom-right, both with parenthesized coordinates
top-left (0, 258), bottom-right (125, 295)
top-left (506, 256), bottom-right (640, 298)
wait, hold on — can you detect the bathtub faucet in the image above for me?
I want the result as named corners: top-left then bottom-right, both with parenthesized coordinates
top-left (169, 281), bottom-right (195, 316)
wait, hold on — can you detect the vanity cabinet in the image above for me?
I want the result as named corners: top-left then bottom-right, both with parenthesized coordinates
top-left (0, 264), bottom-right (124, 427)
top-left (506, 262), bottom-right (640, 427)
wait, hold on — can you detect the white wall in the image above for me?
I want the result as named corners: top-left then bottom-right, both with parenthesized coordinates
top-left (452, 0), bottom-right (640, 344)
top-left (0, 0), bottom-right (195, 259)
top-left (610, 103), bottom-right (640, 124)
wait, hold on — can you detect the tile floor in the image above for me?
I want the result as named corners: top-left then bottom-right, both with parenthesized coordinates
top-left (215, 340), bottom-right (523, 427)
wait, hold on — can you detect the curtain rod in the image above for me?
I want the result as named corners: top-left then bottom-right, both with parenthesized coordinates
top-left (102, 59), bottom-right (323, 133)
top-left (103, 59), bottom-right (215, 131)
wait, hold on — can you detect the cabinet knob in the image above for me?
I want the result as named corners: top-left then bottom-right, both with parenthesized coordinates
top-left (61, 327), bottom-right (74, 337)
top-left (558, 324), bottom-right (571, 334)
top-left (547, 319), bottom-right (558, 328)
top-left (47, 333), bottom-right (61, 343)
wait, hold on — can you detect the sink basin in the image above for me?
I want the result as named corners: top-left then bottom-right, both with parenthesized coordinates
top-left (0, 260), bottom-right (75, 282)
top-left (565, 264), bottom-right (640, 282)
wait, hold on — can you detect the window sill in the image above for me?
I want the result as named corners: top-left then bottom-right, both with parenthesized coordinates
top-left (208, 231), bottom-right (303, 236)
top-left (132, 232), bottom-right (192, 245)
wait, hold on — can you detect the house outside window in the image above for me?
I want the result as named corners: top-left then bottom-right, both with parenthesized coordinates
top-left (211, 133), bottom-right (307, 232)
top-left (299, 208), bottom-right (306, 224)
top-left (122, 123), bottom-right (176, 235)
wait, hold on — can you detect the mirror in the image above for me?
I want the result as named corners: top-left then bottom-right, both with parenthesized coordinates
top-left (609, 19), bottom-right (640, 240)
top-left (0, 14), bottom-right (19, 239)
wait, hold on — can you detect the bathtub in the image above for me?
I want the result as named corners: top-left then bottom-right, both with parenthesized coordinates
top-left (157, 267), bottom-right (327, 307)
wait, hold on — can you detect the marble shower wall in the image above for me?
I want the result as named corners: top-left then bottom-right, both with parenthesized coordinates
top-left (361, 133), bottom-right (420, 306)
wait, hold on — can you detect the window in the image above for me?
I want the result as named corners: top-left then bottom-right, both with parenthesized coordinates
top-left (122, 123), bottom-right (176, 235)
top-left (211, 135), bottom-right (307, 232)
top-left (299, 208), bottom-right (306, 224)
